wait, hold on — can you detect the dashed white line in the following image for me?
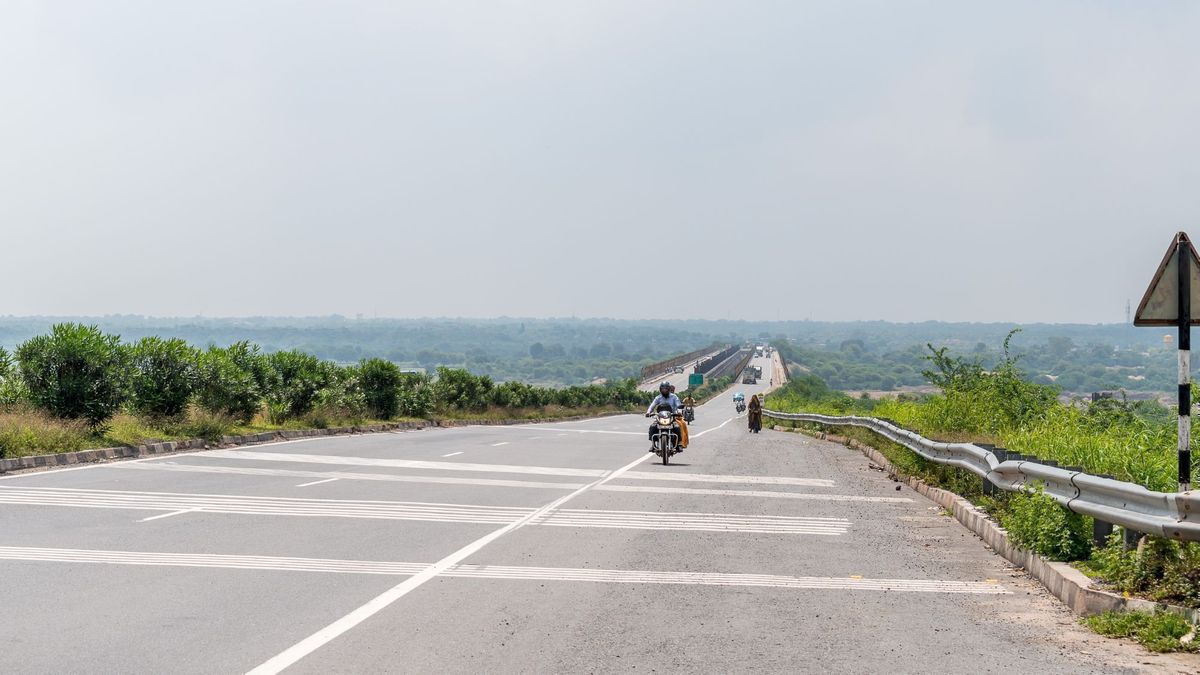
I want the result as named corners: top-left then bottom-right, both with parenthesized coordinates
top-left (295, 478), bottom-right (339, 488)
top-left (490, 442), bottom-right (509, 447)
top-left (441, 452), bottom-right (464, 457)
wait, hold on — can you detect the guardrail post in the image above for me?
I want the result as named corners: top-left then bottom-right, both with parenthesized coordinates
top-left (1093, 520), bottom-right (1114, 550)
top-left (978, 444), bottom-right (997, 496)
top-left (1123, 526), bottom-right (1142, 551)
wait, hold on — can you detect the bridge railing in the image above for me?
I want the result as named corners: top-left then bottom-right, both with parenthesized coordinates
top-left (762, 409), bottom-right (1200, 543)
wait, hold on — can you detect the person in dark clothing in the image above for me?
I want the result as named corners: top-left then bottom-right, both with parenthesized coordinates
top-left (747, 394), bottom-right (763, 433)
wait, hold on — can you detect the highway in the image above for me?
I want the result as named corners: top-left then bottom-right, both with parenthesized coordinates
top-left (2, 355), bottom-right (1193, 673)
top-left (636, 347), bottom-right (729, 392)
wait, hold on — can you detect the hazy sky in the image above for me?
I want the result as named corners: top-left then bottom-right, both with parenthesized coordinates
top-left (3, 1), bottom-right (1199, 323)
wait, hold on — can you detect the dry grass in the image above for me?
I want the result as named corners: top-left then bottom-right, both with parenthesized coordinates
top-left (0, 407), bottom-right (91, 458)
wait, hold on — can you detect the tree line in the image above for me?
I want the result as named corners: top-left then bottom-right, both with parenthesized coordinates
top-left (0, 324), bottom-right (652, 431)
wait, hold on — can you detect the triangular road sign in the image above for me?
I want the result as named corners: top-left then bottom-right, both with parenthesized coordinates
top-left (1134, 232), bottom-right (1200, 326)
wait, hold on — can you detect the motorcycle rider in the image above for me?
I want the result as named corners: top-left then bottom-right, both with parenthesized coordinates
top-left (646, 382), bottom-right (687, 452)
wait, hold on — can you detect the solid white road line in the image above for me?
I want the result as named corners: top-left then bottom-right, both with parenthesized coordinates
top-left (204, 450), bottom-right (609, 477)
top-left (192, 450), bottom-right (839, 488)
top-left (295, 478), bottom-right (339, 488)
top-left (441, 452), bottom-right (464, 457)
top-left (104, 463), bottom-right (891, 503)
top-left (138, 508), bottom-right (197, 522)
top-left (111, 462), bottom-right (590, 490)
top-left (0, 487), bottom-right (846, 533)
top-left (492, 427), bottom-right (640, 436)
top-left (692, 416), bottom-right (737, 437)
top-left (597, 484), bottom-right (912, 504)
top-left (622, 471), bottom-right (835, 487)
top-left (245, 451), bottom-right (655, 675)
top-left (0, 546), bottom-right (1009, 594)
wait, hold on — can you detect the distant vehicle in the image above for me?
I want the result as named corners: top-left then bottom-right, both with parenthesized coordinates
top-left (673, 366), bottom-right (685, 374)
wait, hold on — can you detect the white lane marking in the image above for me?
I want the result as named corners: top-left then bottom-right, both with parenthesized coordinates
top-left (205, 450), bottom-right (609, 478)
top-left (490, 442), bottom-right (509, 447)
top-left (0, 546), bottom-right (1009, 594)
top-left (597, 484), bottom-right (912, 504)
top-left (296, 478), bottom-right (339, 488)
top-left (109, 462), bottom-right (589, 491)
top-left (491, 427), bottom-right (640, 436)
top-left (0, 487), bottom-right (843, 533)
top-left (138, 508), bottom-right (197, 522)
top-left (622, 471), bottom-right (834, 487)
top-left (246, 450), bottom-right (655, 675)
top-left (693, 416), bottom-right (737, 438)
top-left (104, 463), bottom-right (888, 503)
top-left (199, 450), bottom-right (836, 487)
top-left (441, 452), bottom-right (464, 457)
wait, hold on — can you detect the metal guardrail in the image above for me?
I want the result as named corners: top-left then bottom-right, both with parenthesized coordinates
top-left (762, 409), bottom-right (1200, 543)
top-left (639, 344), bottom-right (726, 381)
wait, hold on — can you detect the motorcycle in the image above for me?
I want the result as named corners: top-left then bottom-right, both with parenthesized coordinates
top-left (683, 405), bottom-right (695, 423)
top-left (647, 406), bottom-right (682, 465)
top-left (735, 401), bottom-right (746, 413)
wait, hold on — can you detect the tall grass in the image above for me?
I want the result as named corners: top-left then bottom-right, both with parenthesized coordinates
top-left (0, 408), bottom-right (90, 458)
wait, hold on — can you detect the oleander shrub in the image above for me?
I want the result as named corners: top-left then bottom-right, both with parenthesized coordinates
top-left (16, 323), bottom-right (131, 427)
top-left (129, 336), bottom-right (199, 419)
top-left (1001, 485), bottom-right (1092, 561)
top-left (358, 358), bottom-right (403, 419)
top-left (196, 342), bottom-right (269, 423)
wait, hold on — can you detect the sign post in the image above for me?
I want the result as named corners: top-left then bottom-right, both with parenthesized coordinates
top-left (1134, 232), bottom-right (1200, 492)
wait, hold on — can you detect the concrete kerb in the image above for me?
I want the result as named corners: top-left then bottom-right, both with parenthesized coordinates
top-left (773, 424), bottom-right (1200, 625)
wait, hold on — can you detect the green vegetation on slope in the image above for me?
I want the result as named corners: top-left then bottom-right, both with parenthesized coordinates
top-left (765, 330), bottom-right (1200, 614)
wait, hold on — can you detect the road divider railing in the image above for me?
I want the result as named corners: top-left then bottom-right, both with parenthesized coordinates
top-left (762, 409), bottom-right (1200, 543)
top-left (639, 344), bottom-right (726, 382)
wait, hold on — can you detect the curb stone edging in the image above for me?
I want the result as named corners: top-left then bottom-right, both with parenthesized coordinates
top-left (0, 421), bottom-right (434, 475)
top-left (773, 424), bottom-right (1200, 624)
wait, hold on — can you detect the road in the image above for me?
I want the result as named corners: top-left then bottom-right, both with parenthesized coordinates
top-left (2, 355), bottom-right (1194, 673)
top-left (637, 347), bottom-right (728, 392)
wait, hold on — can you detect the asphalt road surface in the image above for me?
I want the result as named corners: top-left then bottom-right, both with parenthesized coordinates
top-left (3, 356), bottom-right (1196, 674)
top-left (636, 347), bottom-right (727, 392)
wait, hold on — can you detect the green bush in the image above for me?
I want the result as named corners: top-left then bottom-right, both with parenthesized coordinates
top-left (359, 358), bottom-right (403, 419)
top-left (305, 363), bottom-right (366, 427)
top-left (196, 343), bottom-right (268, 423)
top-left (129, 337), bottom-right (198, 419)
top-left (434, 367), bottom-right (494, 412)
top-left (1000, 486), bottom-right (1091, 561)
top-left (1086, 610), bottom-right (1198, 653)
top-left (0, 346), bottom-right (28, 405)
top-left (398, 372), bottom-right (434, 417)
top-left (16, 323), bottom-right (130, 427)
top-left (265, 350), bottom-right (331, 420)
top-left (1089, 533), bottom-right (1200, 606)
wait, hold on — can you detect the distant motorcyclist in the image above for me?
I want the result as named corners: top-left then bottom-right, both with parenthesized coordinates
top-left (680, 393), bottom-right (697, 424)
top-left (646, 381), bottom-right (687, 451)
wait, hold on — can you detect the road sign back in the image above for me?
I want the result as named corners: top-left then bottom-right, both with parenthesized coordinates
top-left (1134, 232), bottom-right (1200, 326)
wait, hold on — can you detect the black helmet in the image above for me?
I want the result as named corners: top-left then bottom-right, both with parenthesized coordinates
top-left (659, 381), bottom-right (671, 393)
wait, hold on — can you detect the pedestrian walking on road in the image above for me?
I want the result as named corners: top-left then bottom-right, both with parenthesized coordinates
top-left (747, 394), bottom-right (762, 433)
